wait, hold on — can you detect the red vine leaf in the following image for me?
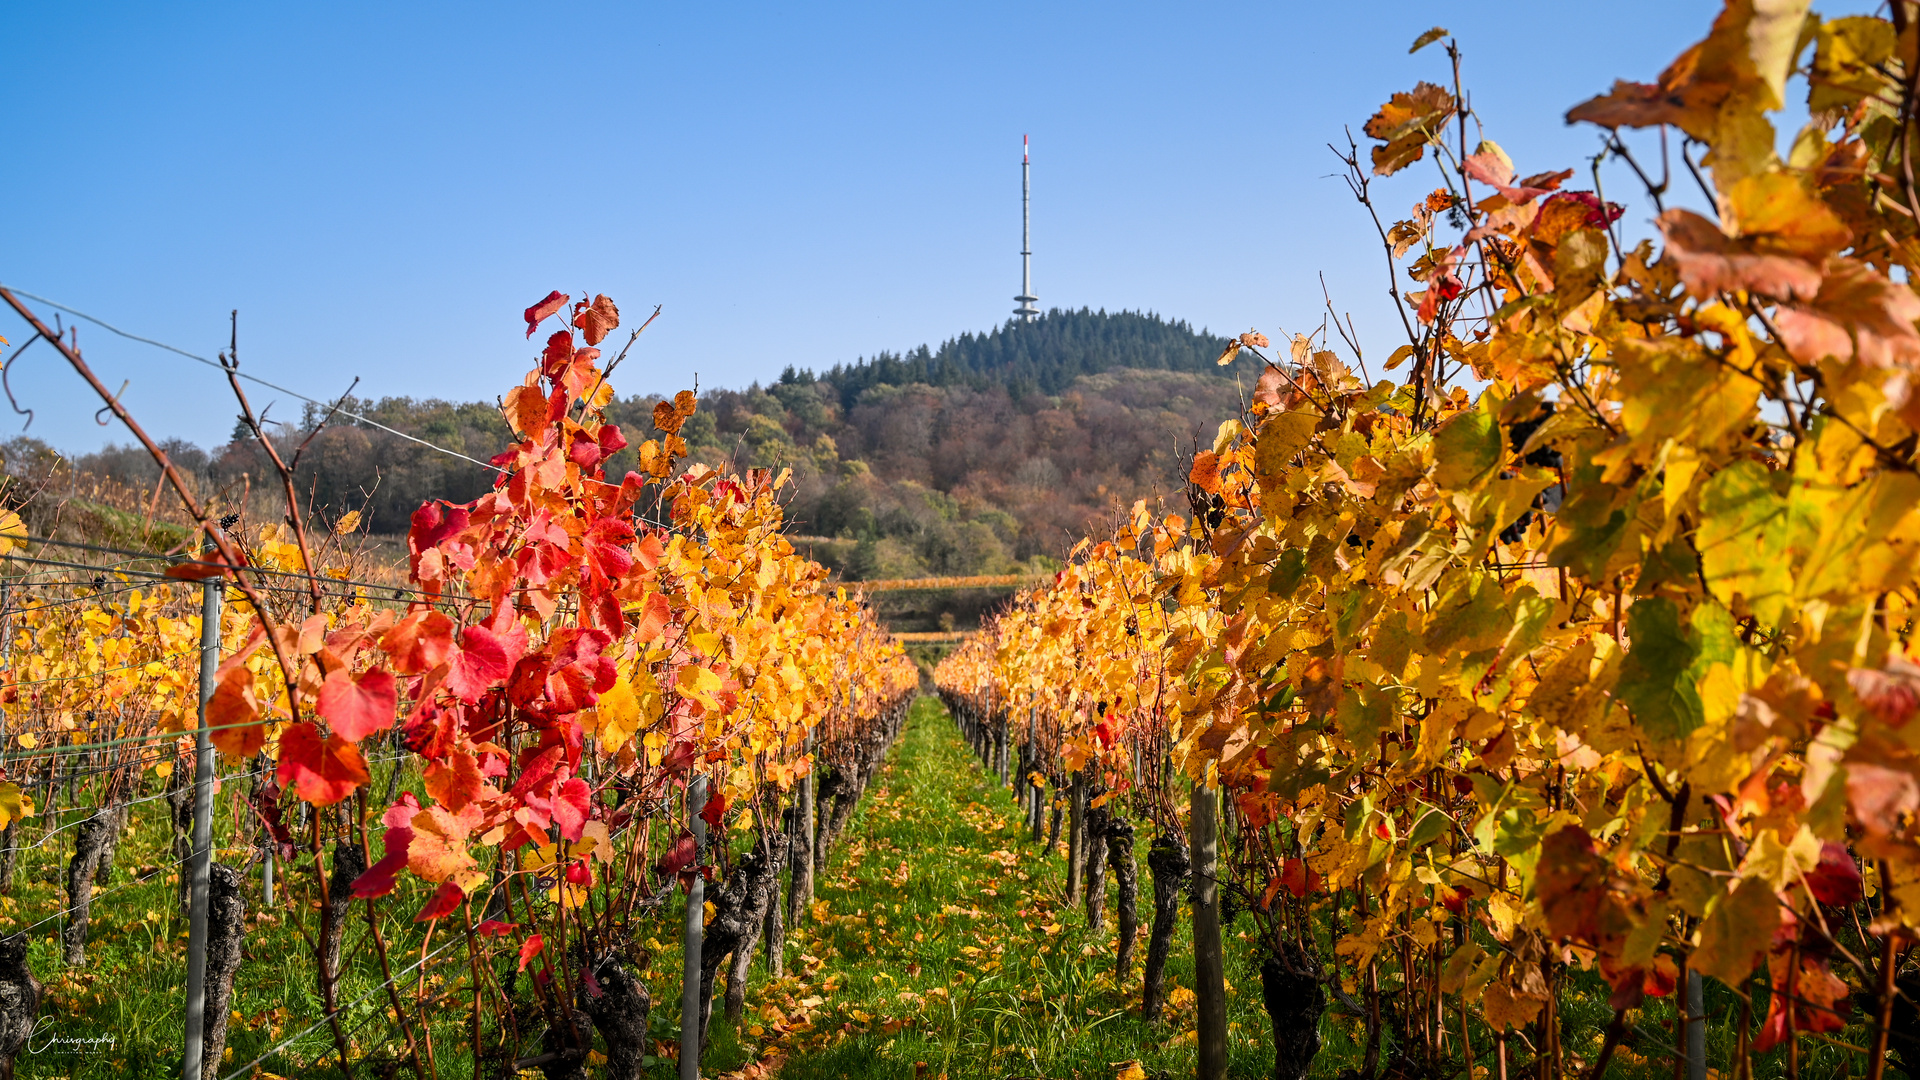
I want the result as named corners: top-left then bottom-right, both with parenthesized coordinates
top-left (1806, 841), bottom-right (1863, 906)
top-left (1188, 453), bottom-right (1222, 496)
top-left (524, 291), bottom-right (568, 338)
top-left (551, 778), bottom-right (591, 842)
top-left (447, 624), bottom-right (515, 704)
top-left (518, 933), bottom-right (546, 972)
top-left (165, 547), bottom-right (238, 581)
top-left (207, 661), bottom-right (266, 759)
top-left (383, 609), bottom-right (455, 675)
top-left (317, 667), bottom-right (398, 743)
top-left (655, 829), bottom-right (696, 880)
top-left (632, 592), bottom-right (672, 643)
top-left (414, 881), bottom-right (465, 922)
top-left (276, 722), bottom-right (370, 806)
top-left (352, 803), bottom-right (416, 899)
top-left (573, 294), bottom-right (620, 346)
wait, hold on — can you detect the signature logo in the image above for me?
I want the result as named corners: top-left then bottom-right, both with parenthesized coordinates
top-left (27, 1017), bottom-right (117, 1055)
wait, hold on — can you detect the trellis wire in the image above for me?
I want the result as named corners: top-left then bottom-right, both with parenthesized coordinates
top-left (0, 285), bottom-right (507, 474)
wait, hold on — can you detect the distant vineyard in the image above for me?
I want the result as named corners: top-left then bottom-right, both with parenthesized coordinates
top-left (854, 574), bottom-right (1042, 593)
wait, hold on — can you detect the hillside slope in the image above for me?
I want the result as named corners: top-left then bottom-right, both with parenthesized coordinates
top-left (23, 309), bottom-right (1245, 622)
top-left (808, 307), bottom-right (1234, 405)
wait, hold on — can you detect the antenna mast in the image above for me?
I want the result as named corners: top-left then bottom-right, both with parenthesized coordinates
top-left (1014, 134), bottom-right (1039, 322)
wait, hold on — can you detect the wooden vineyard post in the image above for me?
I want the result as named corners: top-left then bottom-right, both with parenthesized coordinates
top-left (182, 579), bottom-right (222, 1080)
top-left (681, 774), bottom-right (708, 1080)
top-left (1191, 777), bottom-right (1227, 1080)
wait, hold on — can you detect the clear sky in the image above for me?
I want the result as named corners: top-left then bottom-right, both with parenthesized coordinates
top-left (2, 1), bottom-right (1729, 453)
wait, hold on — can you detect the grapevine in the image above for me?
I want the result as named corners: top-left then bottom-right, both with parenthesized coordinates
top-left (940, 4), bottom-right (1920, 1077)
top-left (13, 3), bottom-right (1920, 1076)
top-left (0, 288), bottom-right (916, 1077)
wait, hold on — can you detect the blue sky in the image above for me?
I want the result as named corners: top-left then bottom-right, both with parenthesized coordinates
top-left (1, 1), bottom-right (1728, 453)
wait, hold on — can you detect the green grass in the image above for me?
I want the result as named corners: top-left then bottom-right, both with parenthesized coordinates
top-left (62, 499), bottom-right (193, 553)
top-left (690, 697), bottom-right (1895, 1080)
top-left (696, 694), bottom-right (1281, 1079)
top-left (8, 770), bottom-right (504, 1079)
top-left (19, 696), bottom-right (1268, 1078)
top-left (8, 697), bottom-right (1898, 1078)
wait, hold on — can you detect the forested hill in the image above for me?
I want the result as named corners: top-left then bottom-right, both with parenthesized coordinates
top-left (802, 307), bottom-right (1234, 406)
top-left (14, 309), bottom-right (1244, 609)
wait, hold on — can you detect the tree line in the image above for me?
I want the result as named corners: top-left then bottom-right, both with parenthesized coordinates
top-left (1, 309), bottom-right (1241, 599)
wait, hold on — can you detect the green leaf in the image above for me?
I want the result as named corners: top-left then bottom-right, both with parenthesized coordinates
top-left (1668, 832), bottom-right (1735, 917)
top-left (1492, 804), bottom-right (1546, 859)
top-left (1267, 547), bottom-right (1309, 598)
top-left (1409, 27), bottom-right (1450, 53)
top-left (1333, 585), bottom-right (1386, 649)
top-left (1691, 876), bottom-right (1779, 985)
top-left (1548, 507), bottom-right (1632, 577)
top-left (1372, 608), bottom-right (1418, 680)
top-left (1407, 806), bottom-right (1451, 849)
top-left (1698, 460), bottom-right (1792, 628)
top-left (1336, 684), bottom-right (1393, 750)
top-left (1254, 409), bottom-right (1320, 496)
top-left (1637, 534), bottom-right (1701, 592)
top-left (1424, 570), bottom-right (1513, 657)
top-left (1432, 393), bottom-right (1503, 492)
top-left (1501, 589), bottom-right (1555, 662)
top-left (1547, 464), bottom-right (1640, 578)
top-left (1616, 597), bottom-right (1703, 742)
top-left (1345, 794), bottom-right (1377, 841)
top-left (1269, 759), bottom-right (1329, 801)
top-left (1688, 601), bottom-right (1739, 675)
top-left (1440, 941), bottom-right (1485, 993)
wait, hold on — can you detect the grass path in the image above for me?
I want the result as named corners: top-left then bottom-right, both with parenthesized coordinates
top-left (0, 694), bottom-right (1874, 1078)
top-left (2, 694), bottom-right (1284, 1078)
top-left (707, 694), bottom-right (1281, 1079)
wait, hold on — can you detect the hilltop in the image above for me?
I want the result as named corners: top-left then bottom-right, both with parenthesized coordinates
top-left (7, 308), bottom-right (1245, 624)
top-left (803, 307), bottom-right (1234, 404)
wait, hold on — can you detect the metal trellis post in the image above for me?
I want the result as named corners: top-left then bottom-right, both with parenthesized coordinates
top-left (1685, 969), bottom-right (1705, 1080)
top-left (800, 728), bottom-right (816, 908)
top-left (182, 579), bottom-right (222, 1080)
top-left (680, 774), bottom-right (708, 1080)
top-left (1191, 775), bottom-right (1227, 1080)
